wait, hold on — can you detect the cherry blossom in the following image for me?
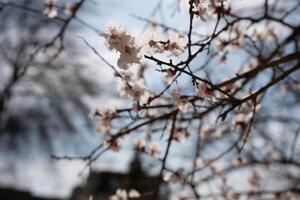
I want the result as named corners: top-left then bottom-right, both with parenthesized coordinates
top-left (141, 32), bottom-right (164, 55)
top-left (165, 34), bottom-right (186, 56)
top-left (110, 189), bottom-right (141, 200)
top-left (110, 189), bottom-right (127, 200)
top-left (91, 106), bottom-right (117, 134)
top-left (231, 113), bottom-right (252, 133)
top-left (193, 0), bottom-right (208, 18)
top-left (120, 71), bottom-right (133, 82)
top-left (172, 91), bottom-right (192, 112)
top-left (43, 0), bottom-right (58, 18)
top-left (128, 189), bottom-right (141, 198)
top-left (163, 170), bottom-right (183, 182)
top-left (100, 24), bottom-right (142, 69)
top-left (133, 138), bottom-right (146, 151)
top-left (196, 82), bottom-right (213, 99)
top-left (167, 123), bottom-right (190, 142)
top-left (147, 141), bottom-right (161, 158)
top-left (104, 139), bottom-right (121, 152)
top-left (64, 2), bottom-right (75, 16)
top-left (117, 44), bottom-right (142, 69)
top-left (117, 80), bottom-right (151, 103)
top-left (117, 80), bottom-right (131, 98)
top-left (164, 69), bottom-right (176, 85)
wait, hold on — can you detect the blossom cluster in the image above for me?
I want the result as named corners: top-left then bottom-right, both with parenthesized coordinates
top-left (190, 0), bottom-right (227, 19)
top-left (117, 72), bottom-right (151, 104)
top-left (110, 189), bottom-right (141, 200)
top-left (100, 25), bottom-right (142, 69)
top-left (89, 106), bottom-right (117, 134)
top-left (133, 139), bottom-right (161, 158)
top-left (100, 25), bottom-right (186, 69)
top-left (43, 0), bottom-right (75, 18)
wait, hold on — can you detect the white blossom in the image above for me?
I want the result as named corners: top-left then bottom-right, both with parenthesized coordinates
top-left (110, 189), bottom-right (141, 200)
top-left (43, 0), bottom-right (58, 18)
top-left (100, 107), bottom-right (117, 126)
top-left (100, 25), bottom-right (132, 51)
top-left (141, 31), bottom-right (164, 55)
top-left (117, 80), bottom-right (131, 98)
top-left (128, 189), bottom-right (141, 198)
top-left (97, 106), bottom-right (117, 133)
top-left (110, 189), bottom-right (127, 200)
top-left (88, 108), bottom-right (99, 119)
top-left (165, 69), bottom-right (176, 85)
top-left (100, 24), bottom-right (142, 69)
top-left (104, 140), bottom-right (121, 152)
top-left (117, 44), bottom-right (142, 69)
top-left (133, 139), bottom-right (146, 151)
top-left (120, 71), bottom-right (133, 82)
top-left (117, 81), bottom-right (151, 103)
top-left (167, 123), bottom-right (188, 143)
top-left (196, 82), bottom-right (213, 99)
top-left (165, 34), bottom-right (186, 56)
top-left (64, 2), bottom-right (75, 16)
top-left (163, 170), bottom-right (183, 182)
top-left (172, 91), bottom-right (192, 113)
top-left (196, 157), bottom-right (204, 168)
top-left (147, 141), bottom-right (161, 158)
top-left (130, 83), bottom-right (150, 103)
top-left (194, 0), bottom-right (208, 17)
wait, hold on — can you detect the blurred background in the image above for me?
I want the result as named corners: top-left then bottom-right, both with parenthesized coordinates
top-left (0, 0), bottom-right (300, 200)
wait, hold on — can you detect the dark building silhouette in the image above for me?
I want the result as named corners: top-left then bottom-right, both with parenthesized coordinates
top-left (0, 187), bottom-right (62, 200)
top-left (71, 153), bottom-right (169, 200)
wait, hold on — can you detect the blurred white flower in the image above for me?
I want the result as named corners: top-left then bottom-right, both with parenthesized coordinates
top-left (43, 0), bottom-right (58, 18)
top-left (231, 112), bottom-right (253, 133)
top-left (117, 81), bottom-right (151, 103)
top-left (110, 189), bottom-right (127, 200)
top-left (64, 2), bottom-right (75, 16)
top-left (196, 82), bottom-right (213, 99)
top-left (172, 91), bottom-right (192, 113)
top-left (97, 106), bottom-right (117, 133)
top-left (128, 189), bottom-right (141, 198)
top-left (163, 170), bottom-right (183, 182)
top-left (120, 71), bottom-right (133, 82)
top-left (194, 0), bottom-right (208, 17)
top-left (147, 141), bottom-right (161, 158)
top-left (88, 108), bottom-right (99, 119)
top-left (100, 106), bottom-right (117, 126)
top-left (104, 140), bottom-right (121, 152)
top-left (136, 62), bottom-right (149, 79)
top-left (141, 31), bottom-right (164, 55)
top-left (231, 113), bottom-right (251, 127)
top-left (165, 69), bottom-right (176, 85)
top-left (117, 80), bottom-right (131, 97)
top-left (110, 188), bottom-right (140, 200)
top-left (196, 157), bottom-right (204, 168)
top-left (201, 124), bottom-right (214, 138)
top-left (167, 123), bottom-right (188, 143)
top-left (130, 83), bottom-right (151, 103)
top-left (133, 139), bottom-right (146, 151)
top-left (165, 34), bottom-right (186, 56)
